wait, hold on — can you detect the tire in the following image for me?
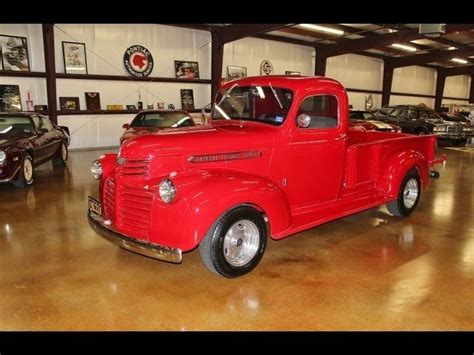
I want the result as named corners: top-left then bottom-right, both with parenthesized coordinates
top-left (199, 206), bottom-right (267, 278)
top-left (416, 128), bottom-right (428, 135)
top-left (454, 138), bottom-right (468, 147)
top-left (386, 169), bottom-right (421, 217)
top-left (53, 142), bottom-right (68, 167)
top-left (12, 154), bottom-right (34, 188)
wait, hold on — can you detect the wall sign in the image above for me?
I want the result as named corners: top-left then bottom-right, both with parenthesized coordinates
top-left (260, 59), bottom-right (273, 75)
top-left (123, 45), bottom-right (154, 77)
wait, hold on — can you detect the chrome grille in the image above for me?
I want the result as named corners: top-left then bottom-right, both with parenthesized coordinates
top-left (116, 184), bottom-right (153, 238)
top-left (447, 126), bottom-right (462, 134)
top-left (117, 159), bottom-right (150, 176)
top-left (103, 177), bottom-right (116, 224)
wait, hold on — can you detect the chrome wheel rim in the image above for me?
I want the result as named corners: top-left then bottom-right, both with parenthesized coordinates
top-left (24, 158), bottom-right (33, 183)
top-left (223, 219), bottom-right (260, 267)
top-left (403, 178), bottom-right (419, 209)
top-left (418, 131), bottom-right (426, 135)
top-left (61, 144), bottom-right (67, 161)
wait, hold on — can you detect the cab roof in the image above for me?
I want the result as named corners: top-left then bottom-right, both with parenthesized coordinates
top-left (222, 75), bottom-right (345, 91)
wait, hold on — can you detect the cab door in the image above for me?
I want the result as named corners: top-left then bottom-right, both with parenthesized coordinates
top-left (285, 93), bottom-right (347, 207)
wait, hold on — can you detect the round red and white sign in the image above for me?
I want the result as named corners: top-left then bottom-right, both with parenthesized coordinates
top-left (124, 45), bottom-right (154, 77)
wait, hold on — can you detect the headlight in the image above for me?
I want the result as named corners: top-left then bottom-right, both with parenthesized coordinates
top-left (0, 150), bottom-right (5, 164)
top-left (463, 127), bottom-right (473, 131)
top-left (90, 159), bottom-right (102, 180)
top-left (433, 126), bottom-right (447, 132)
top-left (159, 179), bottom-right (176, 203)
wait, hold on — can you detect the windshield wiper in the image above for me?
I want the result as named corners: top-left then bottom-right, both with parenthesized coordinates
top-left (214, 83), bottom-right (238, 120)
top-left (0, 126), bottom-right (13, 134)
top-left (269, 82), bottom-right (283, 109)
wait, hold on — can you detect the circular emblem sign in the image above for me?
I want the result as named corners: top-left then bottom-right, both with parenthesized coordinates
top-left (123, 45), bottom-right (154, 77)
top-left (260, 59), bottom-right (273, 75)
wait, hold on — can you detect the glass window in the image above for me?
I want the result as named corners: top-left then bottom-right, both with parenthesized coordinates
top-left (41, 117), bottom-right (54, 131)
top-left (409, 110), bottom-right (420, 119)
top-left (212, 85), bottom-right (294, 125)
top-left (398, 110), bottom-right (409, 119)
top-left (0, 116), bottom-right (34, 134)
top-left (130, 112), bottom-right (194, 128)
top-left (297, 95), bottom-right (338, 129)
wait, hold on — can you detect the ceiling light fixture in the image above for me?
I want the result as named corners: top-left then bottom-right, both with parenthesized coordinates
top-left (299, 24), bottom-right (344, 36)
top-left (448, 46), bottom-right (457, 50)
top-left (390, 43), bottom-right (417, 52)
top-left (451, 58), bottom-right (468, 64)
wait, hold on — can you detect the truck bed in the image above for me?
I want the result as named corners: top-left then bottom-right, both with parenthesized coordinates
top-left (344, 131), bottom-right (437, 193)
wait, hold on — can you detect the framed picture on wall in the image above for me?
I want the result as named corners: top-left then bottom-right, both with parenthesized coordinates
top-left (62, 41), bottom-right (88, 75)
top-left (227, 66), bottom-right (247, 80)
top-left (0, 84), bottom-right (22, 111)
top-left (180, 89), bottom-right (195, 110)
top-left (174, 61), bottom-right (200, 79)
top-left (0, 35), bottom-right (30, 72)
top-left (59, 97), bottom-right (80, 111)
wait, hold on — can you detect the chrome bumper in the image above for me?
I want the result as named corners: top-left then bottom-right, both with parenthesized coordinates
top-left (88, 211), bottom-right (182, 264)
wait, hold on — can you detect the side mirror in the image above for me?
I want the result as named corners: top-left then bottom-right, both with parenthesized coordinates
top-left (122, 123), bottom-right (130, 129)
top-left (296, 114), bottom-right (311, 128)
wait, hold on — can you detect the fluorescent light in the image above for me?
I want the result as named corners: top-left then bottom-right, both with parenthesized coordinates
top-left (448, 46), bottom-right (457, 50)
top-left (451, 58), bottom-right (468, 64)
top-left (299, 24), bottom-right (344, 36)
top-left (390, 43), bottom-right (417, 52)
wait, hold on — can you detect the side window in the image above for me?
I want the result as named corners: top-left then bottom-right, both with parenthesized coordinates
top-left (399, 110), bottom-right (409, 120)
top-left (419, 111), bottom-right (429, 119)
top-left (41, 117), bottom-right (54, 131)
top-left (409, 110), bottom-right (420, 120)
top-left (32, 116), bottom-right (41, 130)
top-left (297, 95), bottom-right (338, 129)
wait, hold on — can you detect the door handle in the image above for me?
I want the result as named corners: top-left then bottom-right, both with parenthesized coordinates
top-left (335, 134), bottom-right (347, 141)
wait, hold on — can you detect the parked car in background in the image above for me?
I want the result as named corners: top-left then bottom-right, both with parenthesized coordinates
top-left (437, 112), bottom-right (473, 144)
top-left (120, 110), bottom-right (196, 144)
top-left (374, 105), bottom-right (465, 145)
top-left (0, 113), bottom-right (70, 188)
top-left (349, 110), bottom-right (401, 132)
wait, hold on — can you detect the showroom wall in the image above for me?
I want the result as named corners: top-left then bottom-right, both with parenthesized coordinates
top-left (442, 75), bottom-right (471, 106)
top-left (326, 54), bottom-right (383, 110)
top-left (54, 24), bottom-right (212, 149)
top-left (0, 24), bottom-right (48, 107)
top-left (223, 37), bottom-right (315, 77)
top-left (1, 24), bottom-right (473, 150)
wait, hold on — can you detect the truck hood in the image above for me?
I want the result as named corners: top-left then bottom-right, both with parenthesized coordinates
top-left (119, 121), bottom-right (277, 159)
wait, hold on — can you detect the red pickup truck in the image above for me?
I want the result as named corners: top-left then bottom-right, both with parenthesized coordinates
top-left (88, 75), bottom-right (446, 278)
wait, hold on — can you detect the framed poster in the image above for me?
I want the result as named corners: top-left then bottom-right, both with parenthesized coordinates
top-left (59, 97), bottom-right (80, 111)
top-left (62, 41), bottom-right (88, 75)
top-left (0, 35), bottom-right (30, 71)
top-left (227, 66), bottom-right (247, 80)
top-left (180, 89), bottom-right (195, 110)
top-left (365, 94), bottom-right (373, 111)
top-left (0, 84), bottom-right (22, 111)
top-left (85, 92), bottom-right (101, 110)
top-left (175, 61), bottom-right (200, 79)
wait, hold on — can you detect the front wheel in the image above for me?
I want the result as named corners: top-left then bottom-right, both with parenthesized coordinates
top-left (199, 206), bottom-right (267, 278)
top-left (12, 154), bottom-right (34, 188)
top-left (386, 169), bottom-right (421, 217)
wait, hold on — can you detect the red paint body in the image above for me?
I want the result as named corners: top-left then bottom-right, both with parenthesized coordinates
top-left (97, 76), bottom-right (443, 253)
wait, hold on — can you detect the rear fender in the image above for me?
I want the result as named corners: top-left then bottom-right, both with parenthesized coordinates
top-left (152, 170), bottom-right (292, 251)
top-left (377, 150), bottom-right (429, 199)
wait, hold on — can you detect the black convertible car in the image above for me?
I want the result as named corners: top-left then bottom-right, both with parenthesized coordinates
top-left (0, 112), bottom-right (70, 188)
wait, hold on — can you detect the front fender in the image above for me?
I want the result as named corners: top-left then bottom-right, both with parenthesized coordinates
top-left (150, 169), bottom-right (292, 251)
top-left (377, 150), bottom-right (429, 199)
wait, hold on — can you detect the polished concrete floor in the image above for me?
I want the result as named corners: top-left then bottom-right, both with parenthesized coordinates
top-left (0, 147), bottom-right (473, 330)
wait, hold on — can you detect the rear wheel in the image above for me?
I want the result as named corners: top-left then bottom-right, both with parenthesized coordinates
top-left (12, 154), bottom-right (34, 188)
top-left (386, 169), bottom-right (421, 217)
top-left (53, 142), bottom-right (68, 167)
top-left (417, 128), bottom-right (428, 135)
top-left (199, 206), bottom-right (267, 278)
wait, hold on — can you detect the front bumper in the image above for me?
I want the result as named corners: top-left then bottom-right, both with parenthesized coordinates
top-left (88, 210), bottom-right (182, 264)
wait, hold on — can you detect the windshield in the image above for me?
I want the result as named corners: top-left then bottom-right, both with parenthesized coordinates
top-left (130, 112), bottom-right (195, 128)
top-left (212, 85), bottom-right (294, 125)
top-left (0, 116), bottom-right (34, 135)
top-left (443, 113), bottom-right (468, 122)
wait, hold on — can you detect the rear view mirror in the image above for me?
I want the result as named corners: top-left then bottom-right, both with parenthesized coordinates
top-left (122, 123), bottom-right (130, 129)
top-left (296, 114), bottom-right (311, 128)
